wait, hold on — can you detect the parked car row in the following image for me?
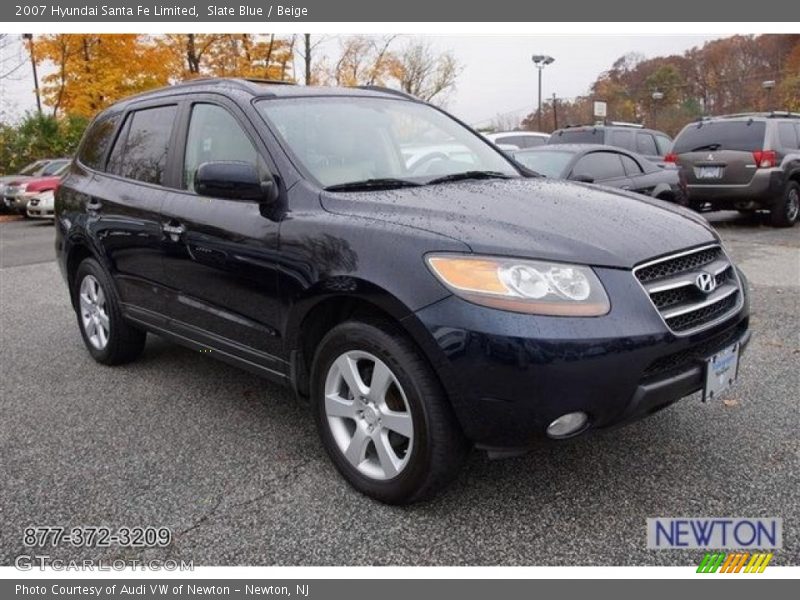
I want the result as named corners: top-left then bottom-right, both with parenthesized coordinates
top-left (489, 113), bottom-right (800, 227)
top-left (1, 157), bottom-right (69, 219)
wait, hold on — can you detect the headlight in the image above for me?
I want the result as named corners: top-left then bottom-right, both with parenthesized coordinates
top-left (426, 254), bottom-right (610, 316)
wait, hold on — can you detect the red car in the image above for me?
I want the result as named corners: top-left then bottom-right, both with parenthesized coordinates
top-left (3, 160), bottom-right (69, 216)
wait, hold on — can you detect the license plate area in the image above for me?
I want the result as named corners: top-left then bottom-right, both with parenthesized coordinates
top-left (703, 342), bottom-right (739, 402)
top-left (696, 166), bottom-right (723, 179)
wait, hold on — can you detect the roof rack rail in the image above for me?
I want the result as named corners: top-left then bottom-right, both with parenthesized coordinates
top-left (173, 77), bottom-right (295, 93)
top-left (242, 78), bottom-right (297, 86)
top-left (607, 121), bottom-right (644, 128)
top-left (353, 85), bottom-right (419, 100)
top-left (704, 111), bottom-right (800, 120)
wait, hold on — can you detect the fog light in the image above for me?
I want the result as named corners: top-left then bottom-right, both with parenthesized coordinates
top-left (546, 412), bottom-right (589, 439)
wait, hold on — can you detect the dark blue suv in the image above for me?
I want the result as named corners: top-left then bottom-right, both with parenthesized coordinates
top-left (55, 79), bottom-right (750, 503)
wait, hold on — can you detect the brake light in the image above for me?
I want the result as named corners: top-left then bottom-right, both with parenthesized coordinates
top-left (752, 150), bottom-right (777, 168)
top-left (664, 153), bottom-right (678, 163)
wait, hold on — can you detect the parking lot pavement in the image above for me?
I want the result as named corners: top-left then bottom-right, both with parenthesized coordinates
top-left (0, 213), bottom-right (798, 566)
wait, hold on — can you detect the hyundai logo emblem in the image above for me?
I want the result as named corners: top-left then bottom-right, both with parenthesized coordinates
top-left (695, 272), bottom-right (717, 294)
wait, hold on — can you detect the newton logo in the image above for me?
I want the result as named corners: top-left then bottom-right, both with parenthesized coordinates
top-left (647, 517), bottom-right (782, 549)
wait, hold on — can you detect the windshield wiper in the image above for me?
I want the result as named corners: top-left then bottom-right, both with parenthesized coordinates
top-left (426, 171), bottom-right (513, 185)
top-left (324, 178), bottom-right (423, 192)
top-left (690, 143), bottom-right (722, 152)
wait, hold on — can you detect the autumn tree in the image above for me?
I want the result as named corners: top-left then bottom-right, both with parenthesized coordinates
top-left (392, 41), bottom-right (460, 104)
top-left (35, 34), bottom-right (172, 117)
top-left (325, 35), bottom-right (398, 87)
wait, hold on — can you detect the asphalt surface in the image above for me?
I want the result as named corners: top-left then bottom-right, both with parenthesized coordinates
top-left (0, 212), bottom-right (798, 566)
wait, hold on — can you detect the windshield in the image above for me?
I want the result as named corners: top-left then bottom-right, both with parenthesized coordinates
top-left (549, 129), bottom-right (601, 144)
top-left (19, 161), bottom-right (46, 176)
top-left (256, 96), bottom-right (518, 188)
top-left (673, 121), bottom-right (766, 153)
top-left (514, 150), bottom-right (573, 177)
top-left (40, 160), bottom-right (70, 176)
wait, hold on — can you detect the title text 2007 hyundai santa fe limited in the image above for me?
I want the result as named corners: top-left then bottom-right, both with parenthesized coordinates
top-left (55, 79), bottom-right (750, 504)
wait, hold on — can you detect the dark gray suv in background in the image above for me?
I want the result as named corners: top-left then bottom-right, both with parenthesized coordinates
top-left (548, 123), bottom-right (673, 163)
top-left (669, 112), bottom-right (800, 227)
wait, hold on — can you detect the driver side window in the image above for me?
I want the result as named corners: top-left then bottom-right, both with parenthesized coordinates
top-left (184, 104), bottom-right (258, 192)
top-left (572, 152), bottom-right (626, 181)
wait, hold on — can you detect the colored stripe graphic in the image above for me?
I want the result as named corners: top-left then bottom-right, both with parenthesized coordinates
top-left (697, 552), bottom-right (772, 573)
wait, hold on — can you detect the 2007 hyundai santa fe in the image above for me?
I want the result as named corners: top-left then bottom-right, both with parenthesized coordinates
top-left (56, 78), bottom-right (751, 504)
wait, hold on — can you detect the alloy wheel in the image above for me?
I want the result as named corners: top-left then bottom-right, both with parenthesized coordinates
top-left (324, 350), bottom-right (414, 480)
top-left (79, 274), bottom-right (110, 350)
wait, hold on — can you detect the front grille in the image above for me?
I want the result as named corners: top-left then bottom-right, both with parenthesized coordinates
top-left (634, 245), bottom-right (742, 335)
top-left (643, 320), bottom-right (747, 378)
top-left (635, 246), bottom-right (720, 283)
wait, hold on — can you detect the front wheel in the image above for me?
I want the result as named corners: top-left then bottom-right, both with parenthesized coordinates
top-left (770, 181), bottom-right (799, 228)
top-left (311, 320), bottom-right (468, 504)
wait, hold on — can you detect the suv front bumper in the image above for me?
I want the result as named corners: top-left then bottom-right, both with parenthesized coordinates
top-left (409, 266), bottom-right (751, 449)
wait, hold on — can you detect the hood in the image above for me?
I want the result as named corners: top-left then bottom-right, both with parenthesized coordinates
top-left (1, 175), bottom-right (33, 186)
top-left (321, 178), bottom-right (717, 269)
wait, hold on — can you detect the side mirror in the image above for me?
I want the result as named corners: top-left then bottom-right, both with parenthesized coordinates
top-left (571, 173), bottom-right (595, 183)
top-left (195, 161), bottom-right (278, 203)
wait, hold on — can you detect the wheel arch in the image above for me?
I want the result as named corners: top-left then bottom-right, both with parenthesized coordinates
top-left (285, 280), bottom-right (451, 402)
top-left (64, 235), bottom-right (108, 305)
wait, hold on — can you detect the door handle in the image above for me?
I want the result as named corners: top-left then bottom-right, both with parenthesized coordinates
top-left (162, 221), bottom-right (186, 241)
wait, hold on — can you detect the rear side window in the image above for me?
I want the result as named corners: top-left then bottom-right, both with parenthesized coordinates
top-left (498, 135), bottom-right (546, 149)
top-left (572, 152), bottom-right (626, 181)
top-left (655, 134), bottom-right (672, 156)
top-left (673, 121), bottom-right (767, 153)
top-left (609, 130), bottom-right (634, 151)
top-left (183, 104), bottom-right (259, 192)
top-left (778, 122), bottom-right (799, 149)
top-left (79, 115), bottom-right (120, 170)
top-left (619, 154), bottom-right (643, 175)
top-left (636, 133), bottom-right (658, 156)
top-left (108, 105), bottom-right (177, 185)
top-left (550, 129), bottom-right (601, 144)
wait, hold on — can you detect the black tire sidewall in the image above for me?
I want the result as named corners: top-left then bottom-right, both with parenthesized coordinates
top-left (72, 258), bottom-right (124, 363)
top-left (311, 321), bottom-right (437, 504)
top-left (772, 181), bottom-right (799, 227)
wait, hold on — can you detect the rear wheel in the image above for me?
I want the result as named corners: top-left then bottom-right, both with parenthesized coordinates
top-left (770, 181), bottom-right (799, 228)
top-left (73, 258), bottom-right (146, 365)
top-left (311, 320), bottom-right (468, 504)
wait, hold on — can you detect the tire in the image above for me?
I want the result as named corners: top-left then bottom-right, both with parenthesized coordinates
top-left (770, 181), bottom-right (799, 228)
top-left (311, 319), bottom-right (468, 504)
top-left (72, 257), bottom-right (146, 365)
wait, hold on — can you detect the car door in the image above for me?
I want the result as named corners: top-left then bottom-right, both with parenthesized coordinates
top-left (86, 102), bottom-right (179, 315)
top-left (158, 97), bottom-right (284, 374)
top-left (618, 152), bottom-right (653, 194)
top-left (569, 151), bottom-right (633, 189)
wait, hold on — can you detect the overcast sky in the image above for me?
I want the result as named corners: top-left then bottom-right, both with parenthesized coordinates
top-left (0, 34), bottom-right (723, 126)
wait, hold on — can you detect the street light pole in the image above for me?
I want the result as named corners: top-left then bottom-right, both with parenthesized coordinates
top-left (651, 90), bottom-right (664, 128)
top-left (22, 34), bottom-right (42, 117)
top-left (532, 54), bottom-right (555, 132)
top-left (762, 80), bottom-right (776, 111)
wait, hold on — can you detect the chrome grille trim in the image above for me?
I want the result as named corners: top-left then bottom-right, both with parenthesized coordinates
top-left (633, 244), bottom-right (743, 336)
